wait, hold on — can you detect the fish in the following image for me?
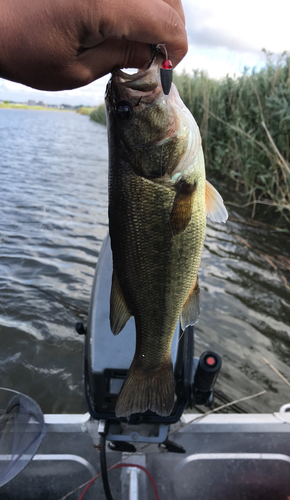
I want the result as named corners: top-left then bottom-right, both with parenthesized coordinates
top-left (105, 58), bottom-right (228, 418)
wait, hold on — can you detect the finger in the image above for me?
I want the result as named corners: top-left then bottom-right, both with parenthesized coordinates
top-left (162, 0), bottom-right (186, 25)
top-left (25, 40), bottom-right (151, 91)
top-left (72, 39), bottom-right (152, 86)
top-left (100, 0), bottom-right (188, 67)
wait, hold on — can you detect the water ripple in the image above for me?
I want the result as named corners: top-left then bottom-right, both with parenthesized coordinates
top-left (0, 108), bottom-right (289, 414)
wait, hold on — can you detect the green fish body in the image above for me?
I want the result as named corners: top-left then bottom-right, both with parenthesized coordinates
top-left (105, 61), bottom-right (227, 417)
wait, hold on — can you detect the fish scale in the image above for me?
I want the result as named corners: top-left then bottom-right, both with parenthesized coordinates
top-left (109, 157), bottom-right (206, 413)
top-left (106, 59), bottom-right (227, 417)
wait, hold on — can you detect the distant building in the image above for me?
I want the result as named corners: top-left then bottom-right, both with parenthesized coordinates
top-left (27, 100), bottom-right (36, 106)
top-left (37, 101), bottom-right (47, 107)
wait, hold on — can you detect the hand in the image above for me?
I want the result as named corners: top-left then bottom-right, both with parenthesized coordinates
top-left (0, 0), bottom-right (187, 91)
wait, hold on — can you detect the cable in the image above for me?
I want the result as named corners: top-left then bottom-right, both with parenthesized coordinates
top-left (78, 472), bottom-right (102, 500)
top-left (113, 464), bottom-right (160, 500)
top-left (78, 462), bottom-right (160, 500)
top-left (100, 434), bottom-right (114, 500)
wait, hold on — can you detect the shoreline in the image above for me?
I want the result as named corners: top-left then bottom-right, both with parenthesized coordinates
top-left (0, 103), bottom-right (73, 111)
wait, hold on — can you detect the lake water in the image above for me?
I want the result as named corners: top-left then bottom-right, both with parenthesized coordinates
top-left (0, 108), bottom-right (289, 414)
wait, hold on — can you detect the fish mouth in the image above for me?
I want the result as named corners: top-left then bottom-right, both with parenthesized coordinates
top-left (106, 59), bottom-right (178, 151)
top-left (110, 63), bottom-right (162, 104)
top-left (115, 67), bottom-right (158, 92)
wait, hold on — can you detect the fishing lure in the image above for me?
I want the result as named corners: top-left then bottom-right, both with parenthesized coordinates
top-left (149, 44), bottom-right (173, 95)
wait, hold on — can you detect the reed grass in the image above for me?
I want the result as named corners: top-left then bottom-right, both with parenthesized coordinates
top-left (174, 51), bottom-right (290, 221)
top-left (89, 103), bottom-right (106, 125)
top-left (77, 106), bottom-right (93, 115)
top-left (87, 53), bottom-right (290, 221)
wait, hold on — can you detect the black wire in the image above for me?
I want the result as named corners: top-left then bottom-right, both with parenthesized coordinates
top-left (147, 44), bottom-right (161, 69)
top-left (100, 433), bottom-right (114, 500)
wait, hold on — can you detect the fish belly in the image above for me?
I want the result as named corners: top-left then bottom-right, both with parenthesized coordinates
top-left (109, 160), bottom-right (206, 416)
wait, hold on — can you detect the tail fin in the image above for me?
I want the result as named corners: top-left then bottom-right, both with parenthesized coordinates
top-left (115, 358), bottom-right (175, 418)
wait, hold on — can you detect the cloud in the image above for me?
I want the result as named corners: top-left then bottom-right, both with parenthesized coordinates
top-left (183, 0), bottom-right (290, 55)
top-left (176, 45), bottom-right (268, 80)
top-left (173, 0), bottom-right (290, 79)
top-left (184, 5), bottom-right (254, 54)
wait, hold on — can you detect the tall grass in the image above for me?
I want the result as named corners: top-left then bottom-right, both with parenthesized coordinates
top-left (89, 103), bottom-right (106, 125)
top-left (77, 103), bottom-right (106, 125)
top-left (85, 54), bottom-right (290, 220)
top-left (174, 51), bottom-right (290, 220)
top-left (77, 106), bottom-right (93, 115)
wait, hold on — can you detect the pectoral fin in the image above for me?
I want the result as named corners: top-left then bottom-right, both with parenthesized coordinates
top-left (110, 270), bottom-right (132, 335)
top-left (205, 181), bottom-right (228, 223)
top-left (181, 280), bottom-right (200, 330)
top-left (170, 179), bottom-right (197, 236)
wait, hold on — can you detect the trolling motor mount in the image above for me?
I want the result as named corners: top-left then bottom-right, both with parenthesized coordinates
top-left (83, 234), bottom-right (222, 443)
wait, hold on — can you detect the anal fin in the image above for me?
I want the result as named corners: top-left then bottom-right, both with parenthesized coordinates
top-left (181, 279), bottom-right (200, 330)
top-left (110, 270), bottom-right (132, 335)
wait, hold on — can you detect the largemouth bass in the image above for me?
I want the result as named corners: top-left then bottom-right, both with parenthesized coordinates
top-left (105, 60), bottom-right (227, 418)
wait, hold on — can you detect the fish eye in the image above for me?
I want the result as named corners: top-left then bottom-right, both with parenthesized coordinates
top-left (115, 101), bottom-right (133, 120)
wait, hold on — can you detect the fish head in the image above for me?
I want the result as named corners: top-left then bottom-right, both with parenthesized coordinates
top-left (105, 58), bottom-right (201, 182)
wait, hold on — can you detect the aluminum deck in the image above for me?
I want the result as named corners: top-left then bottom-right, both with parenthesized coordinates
top-left (1, 411), bottom-right (290, 500)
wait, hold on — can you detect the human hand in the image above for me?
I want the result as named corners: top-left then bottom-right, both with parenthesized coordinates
top-left (0, 0), bottom-right (187, 91)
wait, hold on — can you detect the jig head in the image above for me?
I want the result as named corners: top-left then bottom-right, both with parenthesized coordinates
top-left (149, 44), bottom-right (173, 95)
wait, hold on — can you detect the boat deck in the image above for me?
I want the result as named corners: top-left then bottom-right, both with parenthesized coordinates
top-left (1, 412), bottom-right (290, 500)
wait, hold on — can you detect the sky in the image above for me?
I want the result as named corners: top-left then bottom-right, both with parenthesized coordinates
top-left (1, 0), bottom-right (289, 106)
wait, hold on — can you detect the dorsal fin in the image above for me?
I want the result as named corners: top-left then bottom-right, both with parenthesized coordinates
top-left (205, 180), bottom-right (228, 223)
top-left (110, 270), bottom-right (132, 335)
